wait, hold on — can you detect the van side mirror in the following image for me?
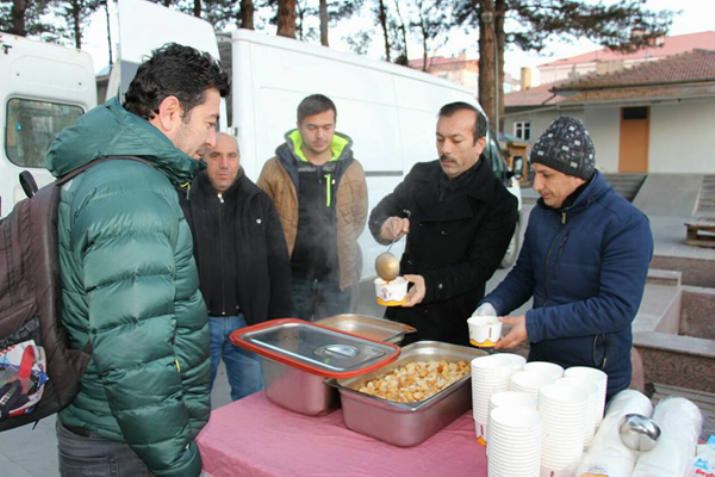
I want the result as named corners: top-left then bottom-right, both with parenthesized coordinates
top-left (510, 156), bottom-right (524, 180)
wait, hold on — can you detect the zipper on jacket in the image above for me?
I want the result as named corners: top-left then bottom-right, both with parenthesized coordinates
top-left (217, 193), bottom-right (226, 315)
top-left (543, 223), bottom-right (567, 299)
top-left (324, 173), bottom-right (332, 207)
top-left (555, 231), bottom-right (570, 275)
top-left (181, 182), bottom-right (191, 200)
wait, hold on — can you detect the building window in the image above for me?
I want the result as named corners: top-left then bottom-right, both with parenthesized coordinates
top-left (5, 98), bottom-right (83, 168)
top-left (514, 121), bottom-right (531, 141)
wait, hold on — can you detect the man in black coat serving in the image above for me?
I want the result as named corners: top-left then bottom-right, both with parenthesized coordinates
top-left (369, 102), bottom-right (518, 345)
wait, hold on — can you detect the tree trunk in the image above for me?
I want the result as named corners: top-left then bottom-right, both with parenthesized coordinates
top-left (478, 0), bottom-right (497, 132)
top-left (104, 0), bottom-right (113, 65)
top-left (241, 0), bottom-right (254, 29)
top-left (276, 0), bottom-right (296, 38)
top-left (10, 0), bottom-right (28, 36)
top-left (495, 0), bottom-right (506, 135)
top-left (193, 0), bottom-right (201, 17)
top-left (393, 0), bottom-right (408, 62)
top-left (419, 15), bottom-right (429, 71)
top-left (319, 0), bottom-right (328, 46)
top-left (163, 0), bottom-right (171, 6)
top-left (72, 0), bottom-right (82, 49)
top-left (378, 0), bottom-right (390, 62)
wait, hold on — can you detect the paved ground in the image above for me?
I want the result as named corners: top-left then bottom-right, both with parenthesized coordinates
top-left (2, 194), bottom-right (714, 475)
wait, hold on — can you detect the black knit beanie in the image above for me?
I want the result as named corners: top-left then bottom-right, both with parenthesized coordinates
top-left (530, 116), bottom-right (595, 180)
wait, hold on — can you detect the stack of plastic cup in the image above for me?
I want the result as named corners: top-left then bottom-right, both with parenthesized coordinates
top-left (523, 361), bottom-right (564, 381)
top-left (538, 380), bottom-right (588, 476)
top-left (487, 406), bottom-right (542, 477)
top-left (509, 370), bottom-right (556, 400)
top-left (559, 376), bottom-right (599, 447)
top-left (564, 366), bottom-right (607, 425)
top-left (471, 354), bottom-right (514, 445)
top-left (486, 390), bottom-right (537, 449)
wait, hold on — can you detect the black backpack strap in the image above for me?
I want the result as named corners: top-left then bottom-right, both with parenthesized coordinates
top-left (56, 156), bottom-right (153, 186)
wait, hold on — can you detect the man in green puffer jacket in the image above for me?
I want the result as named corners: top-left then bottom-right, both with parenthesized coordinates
top-left (46, 44), bottom-right (229, 477)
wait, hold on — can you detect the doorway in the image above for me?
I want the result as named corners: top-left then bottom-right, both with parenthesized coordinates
top-left (618, 106), bottom-right (650, 172)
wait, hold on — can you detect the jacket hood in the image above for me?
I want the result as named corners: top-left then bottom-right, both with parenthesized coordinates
top-left (45, 97), bottom-right (204, 186)
top-left (278, 129), bottom-right (353, 163)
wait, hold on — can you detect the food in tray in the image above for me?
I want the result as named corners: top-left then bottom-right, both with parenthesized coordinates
top-left (356, 359), bottom-right (470, 403)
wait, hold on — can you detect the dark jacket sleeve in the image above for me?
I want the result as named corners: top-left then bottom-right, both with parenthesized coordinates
top-left (481, 210), bottom-right (538, 315)
top-left (421, 190), bottom-right (518, 303)
top-left (368, 167), bottom-right (415, 245)
top-left (263, 195), bottom-right (293, 318)
top-left (525, 213), bottom-right (653, 342)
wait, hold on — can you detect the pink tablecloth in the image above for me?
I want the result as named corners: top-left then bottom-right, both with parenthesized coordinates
top-left (197, 392), bottom-right (487, 477)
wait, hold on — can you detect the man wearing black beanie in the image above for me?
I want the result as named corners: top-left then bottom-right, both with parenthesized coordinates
top-left (475, 116), bottom-right (654, 400)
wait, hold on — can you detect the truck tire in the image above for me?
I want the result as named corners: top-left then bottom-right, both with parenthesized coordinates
top-left (500, 220), bottom-right (520, 268)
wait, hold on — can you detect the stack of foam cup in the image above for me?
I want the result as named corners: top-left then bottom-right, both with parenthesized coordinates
top-left (471, 354), bottom-right (514, 445)
top-left (497, 353), bottom-right (526, 373)
top-left (564, 366), bottom-right (608, 427)
top-left (523, 361), bottom-right (564, 381)
top-left (509, 361), bottom-right (562, 400)
top-left (559, 376), bottom-right (599, 447)
top-left (486, 390), bottom-right (537, 451)
top-left (575, 389), bottom-right (653, 477)
top-left (538, 380), bottom-right (588, 477)
top-left (487, 406), bottom-right (542, 477)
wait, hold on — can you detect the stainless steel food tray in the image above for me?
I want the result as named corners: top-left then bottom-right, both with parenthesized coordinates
top-left (316, 314), bottom-right (416, 344)
top-left (329, 341), bottom-right (486, 446)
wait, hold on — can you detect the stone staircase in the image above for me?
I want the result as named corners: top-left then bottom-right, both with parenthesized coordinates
top-left (696, 175), bottom-right (715, 218)
top-left (604, 173), bottom-right (647, 202)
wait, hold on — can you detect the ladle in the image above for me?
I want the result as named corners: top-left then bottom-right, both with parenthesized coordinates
top-left (375, 238), bottom-right (400, 282)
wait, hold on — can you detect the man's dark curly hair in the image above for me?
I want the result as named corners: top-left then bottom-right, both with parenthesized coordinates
top-left (123, 43), bottom-right (230, 121)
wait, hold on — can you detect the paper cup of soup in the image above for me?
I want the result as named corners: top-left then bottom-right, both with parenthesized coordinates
top-left (467, 315), bottom-right (502, 348)
top-left (374, 277), bottom-right (408, 306)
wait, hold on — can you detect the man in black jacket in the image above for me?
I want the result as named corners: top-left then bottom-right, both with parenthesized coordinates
top-left (183, 132), bottom-right (292, 400)
top-left (369, 102), bottom-right (518, 345)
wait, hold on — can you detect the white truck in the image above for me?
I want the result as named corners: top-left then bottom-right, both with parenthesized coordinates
top-left (0, 33), bottom-right (96, 217)
top-left (0, 0), bottom-right (522, 275)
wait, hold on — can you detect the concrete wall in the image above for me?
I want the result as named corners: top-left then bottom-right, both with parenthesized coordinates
top-left (583, 107), bottom-right (620, 172)
top-left (505, 97), bottom-right (715, 174)
top-left (650, 98), bottom-right (715, 173)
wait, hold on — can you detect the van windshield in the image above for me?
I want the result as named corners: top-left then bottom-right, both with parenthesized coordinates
top-left (5, 98), bottom-right (83, 168)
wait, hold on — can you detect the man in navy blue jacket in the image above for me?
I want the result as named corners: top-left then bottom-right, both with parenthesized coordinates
top-left (476, 117), bottom-right (653, 399)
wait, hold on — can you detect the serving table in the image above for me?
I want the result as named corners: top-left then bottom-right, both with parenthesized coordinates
top-left (197, 392), bottom-right (487, 477)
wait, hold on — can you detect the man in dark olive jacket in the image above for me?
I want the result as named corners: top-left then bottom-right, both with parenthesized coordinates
top-left (369, 102), bottom-right (518, 345)
top-left (182, 132), bottom-right (292, 401)
top-left (47, 44), bottom-right (229, 476)
top-left (477, 116), bottom-right (653, 399)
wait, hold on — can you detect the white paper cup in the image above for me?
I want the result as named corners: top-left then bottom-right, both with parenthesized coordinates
top-left (467, 315), bottom-right (502, 347)
top-left (374, 276), bottom-right (408, 305)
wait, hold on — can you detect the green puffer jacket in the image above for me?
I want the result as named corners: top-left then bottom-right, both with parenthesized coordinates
top-left (46, 97), bottom-right (209, 477)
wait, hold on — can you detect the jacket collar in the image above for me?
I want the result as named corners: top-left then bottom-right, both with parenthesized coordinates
top-left (415, 159), bottom-right (494, 203)
top-left (283, 129), bottom-right (352, 163)
top-left (538, 170), bottom-right (611, 220)
top-left (194, 167), bottom-right (254, 200)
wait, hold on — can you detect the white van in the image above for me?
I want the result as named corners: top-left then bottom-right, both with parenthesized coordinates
top-left (1, 0), bottom-right (522, 275)
top-left (0, 33), bottom-right (96, 216)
